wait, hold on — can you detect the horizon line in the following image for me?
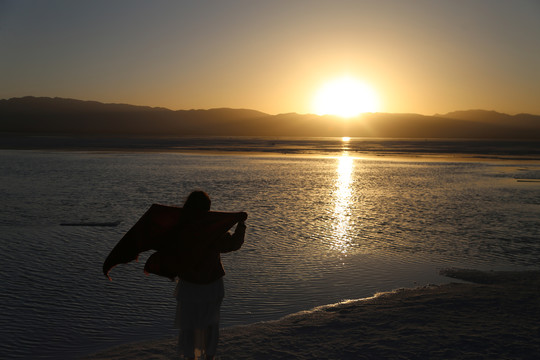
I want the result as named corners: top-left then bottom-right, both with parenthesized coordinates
top-left (2, 95), bottom-right (539, 118)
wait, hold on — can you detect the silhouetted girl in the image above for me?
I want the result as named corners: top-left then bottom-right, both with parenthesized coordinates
top-left (174, 191), bottom-right (246, 360)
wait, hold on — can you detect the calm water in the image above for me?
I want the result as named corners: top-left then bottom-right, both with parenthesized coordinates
top-left (1, 138), bottom-right (539, 359)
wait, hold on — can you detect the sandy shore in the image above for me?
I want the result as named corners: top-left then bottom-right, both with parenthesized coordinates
top-left (83, 269), bottom-right (540, 360)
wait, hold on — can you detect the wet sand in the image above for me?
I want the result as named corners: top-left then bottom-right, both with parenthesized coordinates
top-left (83, 269), bottom-right (540, 359)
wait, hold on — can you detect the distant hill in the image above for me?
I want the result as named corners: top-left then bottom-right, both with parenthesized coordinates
top-left (1, 96), bottom-right (539, 139)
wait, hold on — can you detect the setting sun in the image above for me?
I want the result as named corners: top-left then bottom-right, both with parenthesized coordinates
top-left (313, 77), bottom-right (380, 118)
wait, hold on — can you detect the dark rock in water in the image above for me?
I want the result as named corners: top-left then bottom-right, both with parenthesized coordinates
top-left (60, 221), bottom-right (121, 227)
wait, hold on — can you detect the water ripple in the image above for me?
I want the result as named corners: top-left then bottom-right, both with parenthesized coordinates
top-left (1, 150), bottom-right (539, 359)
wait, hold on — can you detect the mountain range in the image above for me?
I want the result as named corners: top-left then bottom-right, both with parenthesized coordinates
top-left (1, 96), bottom-right (539, 139)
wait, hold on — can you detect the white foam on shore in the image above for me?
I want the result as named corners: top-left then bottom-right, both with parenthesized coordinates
top-left (83, 269), bottom-right (540, 360)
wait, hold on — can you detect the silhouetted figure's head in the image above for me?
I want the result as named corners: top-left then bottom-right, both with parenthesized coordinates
top-left (183, 191), bottom-right (211, 212)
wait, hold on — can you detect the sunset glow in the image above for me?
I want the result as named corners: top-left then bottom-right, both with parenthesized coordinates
top-left (2, 2), bottom-right (540, 115)
top-left (313, 77), bottom-right (380, 118)
top-left (2, 2), bottom-right (540, 358)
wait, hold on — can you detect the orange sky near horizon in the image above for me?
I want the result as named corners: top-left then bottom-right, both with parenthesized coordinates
top-left (1, 1), bottom-right (540, 116)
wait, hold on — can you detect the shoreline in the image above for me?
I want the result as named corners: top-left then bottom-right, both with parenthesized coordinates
top-left (82, 269), bottom-right (540, 360)
top-left (2, 135), bottom-right (540, 163)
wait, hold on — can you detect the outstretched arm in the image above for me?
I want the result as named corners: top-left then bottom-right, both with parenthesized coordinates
top-left (219, 221), bottom-right (246, 253)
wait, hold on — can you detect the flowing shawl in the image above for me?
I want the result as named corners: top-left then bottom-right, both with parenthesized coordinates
top-left (103, 204), bottom-right (247, 280)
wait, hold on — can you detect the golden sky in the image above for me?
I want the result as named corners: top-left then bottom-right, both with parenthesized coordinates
top-left (1, 0), bottom-right (539, 115)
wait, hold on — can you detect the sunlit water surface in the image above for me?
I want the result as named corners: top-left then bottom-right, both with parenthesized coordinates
top-left (1, 146), bottom-right (539, 359)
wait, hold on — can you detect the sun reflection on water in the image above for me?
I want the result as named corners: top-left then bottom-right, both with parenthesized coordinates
top-left (331, 153), bottom-right (355, 253)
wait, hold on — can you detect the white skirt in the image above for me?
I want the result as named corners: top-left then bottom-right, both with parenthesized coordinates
top-left (174, 278), bottom-right (225, 329)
